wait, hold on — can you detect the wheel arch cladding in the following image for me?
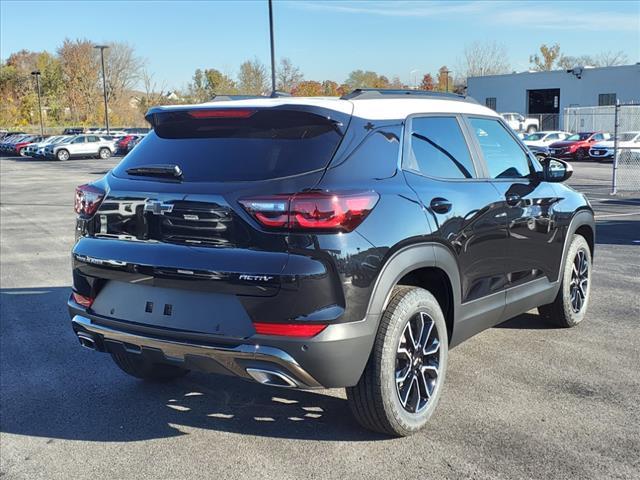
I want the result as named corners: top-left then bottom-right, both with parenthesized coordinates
top-left (366, 243), bottom-right (461, 344)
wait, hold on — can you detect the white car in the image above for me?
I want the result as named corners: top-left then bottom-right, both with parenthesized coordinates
top-left (44, 134), bottom-right (115, 161)
top-left (522, 131), bottom-right (571, 148)
top-left (589, 131), bottom-right (640, 161)
top-left (22, 135), bottom-right (65, 157)
top-left (500, 113), bottom-right (539, 133)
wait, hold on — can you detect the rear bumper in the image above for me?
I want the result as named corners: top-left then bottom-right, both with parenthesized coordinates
top-left (69, 301), bottom-right (378, 389)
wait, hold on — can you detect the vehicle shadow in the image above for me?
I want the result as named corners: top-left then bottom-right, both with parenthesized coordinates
top-left (0, 287), bottom-right (387, 443)
top-left (494, 312), bottom-right (556, 330)
top-left (594, 219), bottom-right (640, 246)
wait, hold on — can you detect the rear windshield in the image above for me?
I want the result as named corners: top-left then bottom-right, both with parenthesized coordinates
top-left (113, 109), bottom-right (345, 182)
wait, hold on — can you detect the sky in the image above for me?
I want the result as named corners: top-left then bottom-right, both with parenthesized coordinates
top-left (1, 0), bottom-right (639, 90)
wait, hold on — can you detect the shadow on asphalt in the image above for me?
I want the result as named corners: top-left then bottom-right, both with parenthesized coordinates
top-left (494, 313), bottom-right (556, 330)
top-left (594, 220), bottom-right (640, 245)
top-left (0, 287), bottom-right (387, 443)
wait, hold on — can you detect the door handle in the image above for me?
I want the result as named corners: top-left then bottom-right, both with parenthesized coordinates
top-left (430, 197), bottom-right (452, 214)
top-left (505, 193), bottom-right (521, 206)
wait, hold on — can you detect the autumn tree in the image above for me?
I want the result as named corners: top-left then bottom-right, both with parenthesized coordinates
top-left (529, 43), bottom-right (562, 71)
top-left (237, 58), bottom-right (269, 95)
top-left (345, 70), bottom-right (390, 90)
top-left (418, 74), bottom-right (435, 91)
top-left (291, 80), bottom-right (323, 96)
top-left (276, 57), bottom-right (303, 92)
top-left (321, 80), bottom-right (339, 96)
top-left (57, 38), bottom-right (100, 123)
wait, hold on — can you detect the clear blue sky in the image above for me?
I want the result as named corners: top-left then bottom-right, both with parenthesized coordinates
top-left (1, 0), bottom-right (638, 90)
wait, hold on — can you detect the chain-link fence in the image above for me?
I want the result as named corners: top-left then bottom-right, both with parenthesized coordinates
top-left (614, 148), bottom-right (640, 193)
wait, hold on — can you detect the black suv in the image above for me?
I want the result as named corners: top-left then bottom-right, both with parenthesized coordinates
top-left (69, 90), bottom-right (595, 436)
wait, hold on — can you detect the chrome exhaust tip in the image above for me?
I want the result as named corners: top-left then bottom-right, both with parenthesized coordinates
top-left (246, 368), bottom-right (298, 388)
top-left (77, 332), bottom-right (97, 350)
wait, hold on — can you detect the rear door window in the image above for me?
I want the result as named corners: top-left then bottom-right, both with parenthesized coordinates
top-left (405, 116), bottom-right (476, 179)
top-left (114, 109), bottom-right (346, 182)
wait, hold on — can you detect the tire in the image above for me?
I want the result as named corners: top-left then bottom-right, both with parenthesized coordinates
top-left (539, 234), bottom-right (592, 327)
top-left (98, 147), bottom-right (111, 159)
top-left (576, 149), bottom-right (586, 161)
top-left (346, 286), bottom-right (448, 436)
top-left (111, 352), bottom-right (189, 382)
top-left (56, 149), bottom-right (70, 161)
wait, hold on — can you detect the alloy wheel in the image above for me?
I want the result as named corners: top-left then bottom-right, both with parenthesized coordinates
top-left (395, 311), bottom-right (441, 414)
top-left (570, 249), bottom-right (589, 313)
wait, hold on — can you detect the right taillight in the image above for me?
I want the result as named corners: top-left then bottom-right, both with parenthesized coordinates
top-left (74, 184), bottom-right (105, 217)
top-left (240, 191), bottom-right (378, 233)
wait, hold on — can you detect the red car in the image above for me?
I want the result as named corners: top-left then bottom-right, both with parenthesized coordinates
top-left (14, 135), bottom-right (46, 156)
top-left (548, 132), bottom-right (610, 160)
top-left (115, 135), bottom-right (139, 154)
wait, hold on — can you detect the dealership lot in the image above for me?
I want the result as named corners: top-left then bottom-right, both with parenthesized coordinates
top-left (1, 156), bottom-right (638, 479)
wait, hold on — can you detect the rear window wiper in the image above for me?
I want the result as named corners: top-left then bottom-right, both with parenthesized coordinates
top-left (126, 164), bottom-right (183, 179)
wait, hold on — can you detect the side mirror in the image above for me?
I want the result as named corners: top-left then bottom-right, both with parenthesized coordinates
top-left (543, 157), bottom-right (573, 182)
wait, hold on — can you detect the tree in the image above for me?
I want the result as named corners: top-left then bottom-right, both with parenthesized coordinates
top-left (57, 38), bottom-right (100, 123)
top-left (595, 50), bottom-right (628, 67)
top-left (321, 80), bottom-right (339, 96)
top-left (389, 76), bottom-right (405, 89)
top-left (418, 74), bottom-right (434, 91)
top-left (276, 57), bottom-right (303, 92)
top-left (205, 69), bottom-right (237, 95)
top-left (436, 66), bottom-right (453, 92)
top-left (237, 58), bottom-right (269, 95)
top-left (529, 43), bottom-right (562, 71)
top-left (559, 50), bottom-right (629, 69)
top-left (459, 41), bottom-right (510, 80)
top-left (345, 70), bottom-right (390, 90)
top-left (291, 80), bottom-right (323, 96)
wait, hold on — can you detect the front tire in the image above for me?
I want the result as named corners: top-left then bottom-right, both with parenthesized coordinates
top-left (575, 148), bottom-right (587, 161)
top-left (111, 352), bottom-right (190, 382)
top-left (98, 147), bottom-right (111, 159)
top-left (539, 234), bottom-right (592, 327)
top-left (346, 286), bottom-right (448, 436)
top-left (56, 149), bottom-right (70, 161)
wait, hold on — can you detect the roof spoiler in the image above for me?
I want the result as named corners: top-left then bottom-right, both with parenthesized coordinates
top-left (341, 88), bottom-right (478, 104)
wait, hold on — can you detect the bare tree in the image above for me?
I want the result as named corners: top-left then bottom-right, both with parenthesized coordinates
top-left (276, 57), bottom-right (303, 92)
top-left (459, 41), bottom-right (511, 79)
top-left (595, 50), bottom-right (629, 67)
top-left (529, 43), bottom-right (562, 71)
top-left (237, 58), bottom-right (269, 95)
top-left (104, 42), bottom-right (143, 103)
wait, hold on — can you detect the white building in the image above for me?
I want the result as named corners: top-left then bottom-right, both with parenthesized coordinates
top-left (467, 64), bottom-right (640, 130)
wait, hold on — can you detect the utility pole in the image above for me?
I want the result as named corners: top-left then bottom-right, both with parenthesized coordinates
top-left (94, 45), bottom-right (110, 134)
top-left (31, 70), bottom-right (44, 135)
top-left (268, 0), bottom-right (277, 96)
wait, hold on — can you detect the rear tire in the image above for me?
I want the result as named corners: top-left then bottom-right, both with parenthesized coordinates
top-left (346, 286), bottom-right (448, 437)
top-left (111, 352), bottom-right (189, 382)
top-left (539, 234), bottom-right (592, 327)
top-left (98, 147), bottom-right (111, 159)
top-left (576, 149), bottom-right (586, 161)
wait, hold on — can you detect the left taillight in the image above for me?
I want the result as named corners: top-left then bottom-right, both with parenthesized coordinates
top-left (239, 191), bottom-right (379, 233)
top-left (71, 292), bottom-right (94, 308)
top-left (74, 184), bottom-right (105, 217)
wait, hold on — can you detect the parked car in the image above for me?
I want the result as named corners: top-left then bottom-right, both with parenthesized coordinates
top-left (1, 134), bottom-right (33, 154)
top-left (548, 132), bottom-right (611, 160)
top-left (44, 134), bottom-right (115, 161)
top-left (589, 131), bottom-right (640, 161)
top-left (500, 112), bottom-right (539, 133)
top-left (126, 135), bottom-right (145, 152)
top-left (35, 135), bottom-right (73, 158)
top-left (62, 127), bottom-right (85, 135)
top-left (522, 131), bottom-right (571, 148)
top-left (15, 135), bottom-right (48, 156)
top-left (115, 134), bottom-right (141, 154)
top-left (69, 90), bottom-right (594, 436)
top-left (22, 135), bottom-right (65, 157)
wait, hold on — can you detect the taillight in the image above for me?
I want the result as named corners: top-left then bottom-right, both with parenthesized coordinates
top-left (74, 184), bottom-right (105, 217)
top-left (71, 292), bottom-right (94, 308)
top-left (240, 192), bottom-right (378, 233)
top-left (253, 322), bottom-right (327, 338)
top-left (188, 109), bottom-right (256, 119)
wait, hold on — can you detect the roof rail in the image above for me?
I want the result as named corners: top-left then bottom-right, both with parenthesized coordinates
top-left (210, 94), bottom-right (266, 102)
top-left (341, 88), bottom-right (477, 103)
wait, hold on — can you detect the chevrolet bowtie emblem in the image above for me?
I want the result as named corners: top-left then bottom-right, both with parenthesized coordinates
top-left (144, 201), bottom-right (174, 215)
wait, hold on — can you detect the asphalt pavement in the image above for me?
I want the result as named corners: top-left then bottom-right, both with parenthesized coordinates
top-left (1, 155), bottom-right (638, 480)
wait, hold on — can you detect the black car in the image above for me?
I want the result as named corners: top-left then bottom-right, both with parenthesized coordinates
top-left (69, 89), bottom-right (595, 436)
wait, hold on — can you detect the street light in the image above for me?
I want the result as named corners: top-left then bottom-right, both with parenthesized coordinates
top-left (94, 44), bottom-right (110, 134)
top-left (409, 69), bottom-right (421, 89)
top-left (30, 70), bottom-right (44, 135)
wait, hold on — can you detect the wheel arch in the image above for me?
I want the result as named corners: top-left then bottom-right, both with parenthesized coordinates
top-left (366, 243), bottom-right (461, 344)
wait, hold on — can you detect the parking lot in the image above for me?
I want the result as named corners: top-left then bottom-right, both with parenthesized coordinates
top-left (1, 155), bottom-right (638, 479)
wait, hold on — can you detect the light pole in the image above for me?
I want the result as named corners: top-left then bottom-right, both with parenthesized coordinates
top-left (409, 69), bottom-right (420, 89)
top-left (94, 44), bottom-right (110, 134)
top-left (443, 69), bottom-right (452, 93)
top-left (31, 70), bottom-right (44, 135)
top-left (268, 0), bottom-right (277, 96)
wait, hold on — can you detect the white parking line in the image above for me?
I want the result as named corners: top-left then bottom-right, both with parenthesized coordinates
top-left (594, 212), bottom-right (640, 219)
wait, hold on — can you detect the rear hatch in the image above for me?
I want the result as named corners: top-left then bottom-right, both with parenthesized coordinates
top-left (73, 103), bottom-right (352, 330)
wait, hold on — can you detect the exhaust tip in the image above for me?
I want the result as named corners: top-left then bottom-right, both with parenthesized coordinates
top-left (246, 368), bottom-right (297, 388)
top-left (77, 332), bottom-right (97, 350)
